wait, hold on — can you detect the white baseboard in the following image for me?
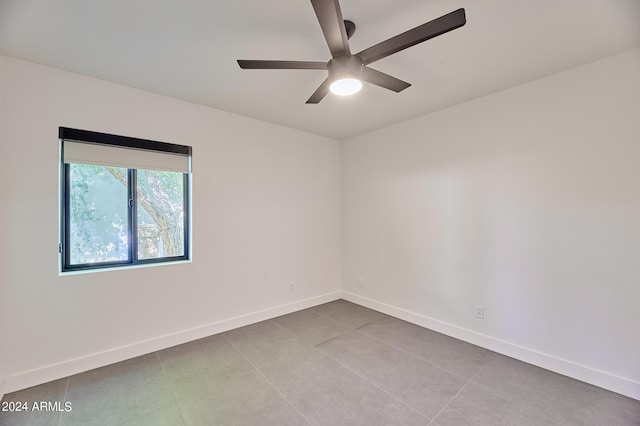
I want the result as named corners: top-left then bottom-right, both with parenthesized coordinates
top-left (4, 291), bottom-right (341, 394)
top-left (342, 291), bottom-right (640, 401)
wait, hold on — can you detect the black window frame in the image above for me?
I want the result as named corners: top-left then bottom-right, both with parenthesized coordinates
top-left (59, 127), bottom-right (191, 272)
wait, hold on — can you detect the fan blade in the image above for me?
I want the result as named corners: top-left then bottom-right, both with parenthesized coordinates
top-left (356, 8), bottom-right (466, 65)
top-left (311, 0), bottom-right (351, 57)
top-left (306, 78), bottom-right (331, 104)
top-left (238, 60), bottom-right (327, 70)
top-left (361, 67), bottom-right (411, 92)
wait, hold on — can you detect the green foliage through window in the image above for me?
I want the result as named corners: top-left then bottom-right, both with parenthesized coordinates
top-left (68, 165), bottom-right (129, 264)
top-left (63, 164), bottom-right (189, 271)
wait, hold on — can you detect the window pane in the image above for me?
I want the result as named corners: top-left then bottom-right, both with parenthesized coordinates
top-left (136, 170), bottom-right (185, 259)
top-left (68, 164), bottom-right (129, 264)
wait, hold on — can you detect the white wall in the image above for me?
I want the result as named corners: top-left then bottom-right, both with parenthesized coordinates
top-left (341, 49), bottom-right (640, 399)
top-left (0, 55), bottom-right (341, 392)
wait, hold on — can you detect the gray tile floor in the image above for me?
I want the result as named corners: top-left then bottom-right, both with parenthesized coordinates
top-left (2, 300), bottom-right (639, 425)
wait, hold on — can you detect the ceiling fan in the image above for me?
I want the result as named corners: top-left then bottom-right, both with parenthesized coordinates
top-left (237, 0), bottom-right (466, 104)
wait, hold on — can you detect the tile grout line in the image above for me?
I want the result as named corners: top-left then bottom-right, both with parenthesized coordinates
top-left (459, 352), bottom-right (531, 407)
top-left (239, 346), bottom-right (311, 372)
top-left (426, 352), bottom-right (497, 425)
top-left (352, 326), bottom-right (473, 383)
top-left (467, 352), bottom-right (495, 383)
top-left (271, 307), bottom-right (367, 348)
top-left (306, 306), bottom-right (362, 331)
top-left (301, 307), bottom-right (362, 332)
top-left (428, 381), bottom-right (470, 425)
top-left (252, 369), bottom-right (315, 426)
top-left (155, 351), bottom-right (189, 426)
top-left (315, 347), bottom-right (433, 423)
top-left (310, 304), bottom-right (482, 384)
top-left (269, 315), bottom-right (329, 343)
top-left (271, 309), bottom-right (354, 343)
top-left (226, 318), bottom-right (316, 370)
top-left (221, 334), bottom-right (315, 425)
top-left (57, 377), bottom-right (70, 426)
top-left (456, 353), bottom-right (561, 423)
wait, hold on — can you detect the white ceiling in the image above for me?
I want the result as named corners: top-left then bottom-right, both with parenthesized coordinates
top-left (1, 0), bottom-right (639, 140)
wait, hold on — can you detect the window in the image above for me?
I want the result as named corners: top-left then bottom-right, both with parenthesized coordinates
top-left (59, 127), bottom-right (191, 272)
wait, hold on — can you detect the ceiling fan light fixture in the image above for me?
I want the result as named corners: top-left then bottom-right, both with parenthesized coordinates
top-left (327, 55), bottom-right (364, 97)
top-left (330, 77), bottom-right (362, 96)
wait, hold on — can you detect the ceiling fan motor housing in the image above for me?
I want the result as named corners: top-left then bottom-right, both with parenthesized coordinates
top-left (328, 55), bottom-right (363, 81)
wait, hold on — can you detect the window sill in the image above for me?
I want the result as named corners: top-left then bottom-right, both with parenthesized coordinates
top-left (59, 259), bottom-right (192, 276)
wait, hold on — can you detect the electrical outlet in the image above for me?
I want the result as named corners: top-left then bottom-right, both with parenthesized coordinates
top-left (357, 276), bottom-right (366, 288)
top-left (475, 305), bottom-right (485, 319)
